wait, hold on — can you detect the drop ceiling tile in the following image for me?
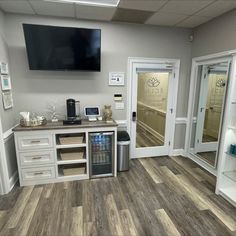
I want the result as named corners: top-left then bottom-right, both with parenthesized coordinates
top-left (176, 15), bottom-right (212, 28)
top-left (160, 0), bottom-right (214, 15)
top-left (112, 8), bottom-right (154, 24)
top-left (118, 0), bottom-right (168, 12)
top-left (76, 4), bottom-right (116, 21)
top-left (146, 12), bottom-right (188, 26)
top-left (0, 0), bottom-right (35, 14)
top-left (195, 0), bottom-right (236, 18)
top-left (29, 0), bottom-right (75, 18)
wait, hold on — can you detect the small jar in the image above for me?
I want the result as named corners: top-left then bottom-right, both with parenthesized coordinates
top-left (103, 105), bottom-right (112, 122)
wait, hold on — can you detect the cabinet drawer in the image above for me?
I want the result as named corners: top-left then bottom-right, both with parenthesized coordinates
top-left (17, 135), bottom-right (53, 150)
top-left (21, 166), bottom-right (56, 182)
top-left (19, 150), bottom-right (55, 166)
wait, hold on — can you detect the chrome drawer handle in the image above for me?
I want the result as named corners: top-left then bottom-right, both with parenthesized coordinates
top-left (34, 172), bottom-right (44, 175)
top-left (30, 140), bottom-right (41, 144)
top-left (32, 156), bottom-right (42, 160)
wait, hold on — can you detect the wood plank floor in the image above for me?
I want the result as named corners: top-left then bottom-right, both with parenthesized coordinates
top-left (1, 156), bottom-right (236, 236)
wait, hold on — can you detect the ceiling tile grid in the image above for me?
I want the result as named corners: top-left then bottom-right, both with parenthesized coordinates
top-left (0, 0), bottom-right (35, 15)
top-left (76, 4), bottom-right (116, 21)
top-left (118, 0), bottom-right (168, 12)
top-left (29, 1), bottom-right (75, 18)
top-left (112, 8), bottom-right (154, 23)
top-left (0, 0), bottom-right (235, 28)
top-left (146, 12), bottom-right (189, 27)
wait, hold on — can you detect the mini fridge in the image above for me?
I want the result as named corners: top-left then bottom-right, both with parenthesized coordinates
top-left (89, 132), bottom-right (114, 178)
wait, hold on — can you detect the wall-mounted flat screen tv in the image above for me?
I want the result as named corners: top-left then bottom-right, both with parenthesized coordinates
top-left (23, 24), bottom-right (101, 71)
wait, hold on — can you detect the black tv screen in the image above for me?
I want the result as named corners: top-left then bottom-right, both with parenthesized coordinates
top-left (23, 24), bottom-right (101, 71)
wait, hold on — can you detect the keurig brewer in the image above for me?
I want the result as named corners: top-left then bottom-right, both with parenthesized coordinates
top-left (63, 99), bottom-right (82, 125)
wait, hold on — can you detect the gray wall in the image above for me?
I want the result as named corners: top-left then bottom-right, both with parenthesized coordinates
top-left (5, 14), bottom-right (193, 149)
top-left (0, 10), bottom-right (17, 192)
top-left (0, 10), bottom-right (17, 132)
top-left (192, 9), bottom-right (236, 57)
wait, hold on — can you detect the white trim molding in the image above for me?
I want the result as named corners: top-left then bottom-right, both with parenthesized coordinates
top-left (175, 117), bottom-right (188, 124)
top-left (171, 149), bottom-right (187, 157)
top-left (185, 50), bottom-right (235, 156)
top-left (3, 124), bottom-right (17, 143)
top-left (193, 49), bottom-right (236, 62)
top-left (115, 120), bottom-right (127, 128)
top-left (0, 119), bottom-right (11, 194)
top-left (9, 171), bottom-right (18, 191)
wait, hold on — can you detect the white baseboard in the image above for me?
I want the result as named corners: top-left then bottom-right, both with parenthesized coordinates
top-left (115, 120), bottom-right (127, 128)
top-left (171, 149), bottom-right (187, 157)
top-left (9, 171), bottom-right (18, 191)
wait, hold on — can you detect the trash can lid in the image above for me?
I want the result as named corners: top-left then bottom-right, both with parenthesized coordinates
top-left (117, 131), bottom-right (130, 141)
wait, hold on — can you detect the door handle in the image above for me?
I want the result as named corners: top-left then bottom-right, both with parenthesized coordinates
top-left (200, 107), bottom-right (205, 112)
top-left (132, 112), bottom-right (137, 121)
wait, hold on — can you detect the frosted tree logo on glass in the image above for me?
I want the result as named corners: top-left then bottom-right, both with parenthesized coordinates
top-left (147, 77), bottom-right (160, 87)
top-left (216, 79), bottom-right (226, 88)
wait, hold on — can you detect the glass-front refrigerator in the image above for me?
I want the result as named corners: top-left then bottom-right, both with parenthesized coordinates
top-left (89, 132), bottom-right (114, 178)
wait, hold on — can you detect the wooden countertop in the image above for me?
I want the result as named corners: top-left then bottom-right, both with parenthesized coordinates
top-left (13, 120), bottom-right (118, 132)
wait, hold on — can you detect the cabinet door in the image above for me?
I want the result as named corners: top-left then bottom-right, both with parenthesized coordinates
top-left (89, 132), bottom-right (114, 177)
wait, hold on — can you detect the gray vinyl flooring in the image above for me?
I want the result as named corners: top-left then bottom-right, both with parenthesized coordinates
top-left (0, 156), bottom-right (236, 236)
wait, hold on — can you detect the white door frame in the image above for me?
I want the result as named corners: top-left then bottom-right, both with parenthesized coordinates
top-left (127, 57), bottom-right (180, 159)
top-left (0, 115), bottom-right (10, 195)
top-left (194, 63), bottom-right (230, 154)
top-left (185, 50), bottom-right (236, 174)
top-left (194, 65), bottom-right (211, 152)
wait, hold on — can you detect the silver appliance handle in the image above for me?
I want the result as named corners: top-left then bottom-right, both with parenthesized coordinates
top-left (102, 132), bottom-right (114, 136)
top-left (89, 132), bottom-right (113, 136)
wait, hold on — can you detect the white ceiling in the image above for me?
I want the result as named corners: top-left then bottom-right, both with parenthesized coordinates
top-left (0, 0), bottom-right (235, 28)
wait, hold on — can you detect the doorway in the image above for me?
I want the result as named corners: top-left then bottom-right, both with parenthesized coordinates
top-left (128, 58), bottom-right (180, 159)
top-left (187, 58), bottom-right (231, 171)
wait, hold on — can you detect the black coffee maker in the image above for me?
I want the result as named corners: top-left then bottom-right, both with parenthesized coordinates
top-left (63, 99), bottom-right (81, 125)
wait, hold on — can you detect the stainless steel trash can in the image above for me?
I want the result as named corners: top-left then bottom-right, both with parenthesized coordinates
top-left (117, 131), bottom-right (130, 172)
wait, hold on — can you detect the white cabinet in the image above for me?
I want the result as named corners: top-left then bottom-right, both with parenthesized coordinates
top-left (14, 122), bottom-right (117, 186)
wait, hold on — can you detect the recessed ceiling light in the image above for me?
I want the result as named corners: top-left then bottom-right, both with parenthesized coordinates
top-left (44, 0), bottom-right (120, 7)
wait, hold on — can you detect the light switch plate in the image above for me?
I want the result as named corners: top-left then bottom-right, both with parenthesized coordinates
top-left (115, 102), bottom-right (124, 110)
top-left (114, 94), bottom-right (123, 101)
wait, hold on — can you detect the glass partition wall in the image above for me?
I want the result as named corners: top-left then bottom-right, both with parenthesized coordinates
top-left (188, 61), bottom-right (230, 168)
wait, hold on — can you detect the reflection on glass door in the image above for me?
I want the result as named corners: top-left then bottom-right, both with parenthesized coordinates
top-left (202, 71), bottom-right (227, 143)
top-left (136, 72), bottom-right (169, 148)
top-left (193, 62), bottom-right (230, 166)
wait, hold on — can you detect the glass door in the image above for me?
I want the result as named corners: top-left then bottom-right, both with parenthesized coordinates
top-left (193, 62), bottom-right (230, 166)
top-left (130, 62), bottom-right (176, 158)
